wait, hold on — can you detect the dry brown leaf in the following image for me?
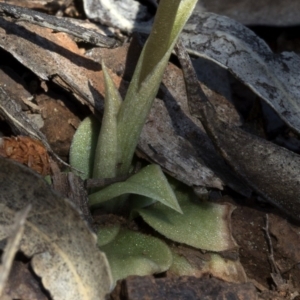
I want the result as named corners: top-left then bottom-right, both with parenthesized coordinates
top-left (0, 18), bottom-right (121, 112)
top-left (0, 157), bottom-right (112, 300)
top-left (181, 12), bottom-right (300, 135)
top-left (176, 39), bottom-right (300, 221)
top-left (0, 18), bottom-right (120, 166)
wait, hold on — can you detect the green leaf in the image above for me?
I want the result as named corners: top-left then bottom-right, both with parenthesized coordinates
top-left (93, 62), bottom-right (122, 179)
top-left (116, 0), bottom-right (198, 175)
top-left (97, 225), bottom-right (173, 283)
top-left (138, 0), bottom-right (181, 85)
top-left (69, 116), bottom-right (100, 180)
top-left (136, 191), bottom-right (237, 252)
top-left (89, 164), bottom-right (182, 213)
top-left (116, 53), bottom-right (172, 174)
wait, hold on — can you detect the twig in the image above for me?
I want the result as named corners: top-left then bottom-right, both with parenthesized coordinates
top-left (263, 214), bottom-right (280, 274)
top-left (0, 2), bottom-right (119, 48)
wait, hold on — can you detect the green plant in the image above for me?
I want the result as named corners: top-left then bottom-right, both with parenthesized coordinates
top-left (70, 0), bottom-right (239, 285)
top-left (71, 0), bottom-right (199, 213)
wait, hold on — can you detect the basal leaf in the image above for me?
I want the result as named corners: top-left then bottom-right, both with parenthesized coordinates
top-left (69, 115), bottom-right (100, 180)
top-left (93, 62), bottom-right (122, 179)
top-left (136, 192), bottom-right (237, 252)
top-left (116, 0), bottom-right (198, 174)
top-left (97, 225), bottom-right (172, 283)
top-left (89, 164), bottom-right (182, 213)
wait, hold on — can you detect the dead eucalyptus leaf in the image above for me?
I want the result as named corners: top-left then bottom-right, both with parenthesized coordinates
top-left (0, 157), bottom-right (112, 300)
top-left (182, 12), bottom-right (300, 134)
top-left (0, 0), bottom-right (62, 13)
top-left (268, 215), bottom-right (300, 268)
top-left (0, 18), bottom-right (113, 112)
top-left (176, 40), bottom-right (300, 221)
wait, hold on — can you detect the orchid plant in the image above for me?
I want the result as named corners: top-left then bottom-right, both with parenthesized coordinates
top-left (70, 0), bottom-right (239, 285)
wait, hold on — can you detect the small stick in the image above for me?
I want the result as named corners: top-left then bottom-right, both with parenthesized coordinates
top-left (263, 214), bottom-right (280, 274)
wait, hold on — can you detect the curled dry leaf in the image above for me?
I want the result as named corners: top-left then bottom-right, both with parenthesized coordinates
top-left (0, 136), bottom-right (50, 176)
top-left (0, 18), bottom-right (111, 111)
top-left (181, 12), bottom-right (300, 134)
top-left (0, 157), bottom-right (112, 300)
top-left (176, 39), bottom-right (300, 221)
